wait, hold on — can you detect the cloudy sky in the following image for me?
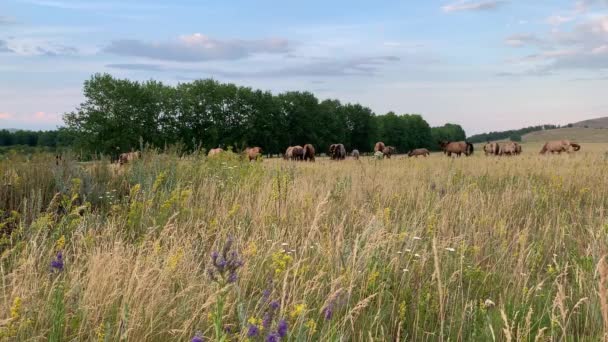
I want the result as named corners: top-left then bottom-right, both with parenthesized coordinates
top-left (1, 0), bottom-right (608, 134)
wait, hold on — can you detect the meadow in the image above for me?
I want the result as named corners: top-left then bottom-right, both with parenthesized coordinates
top-left (1, 144), bottom-right (608, 341)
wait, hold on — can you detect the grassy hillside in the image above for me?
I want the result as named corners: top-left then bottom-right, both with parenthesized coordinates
top-left (2, 150), bottom-right (608, 340)
top-left (573, 117), bottom-right (608, 129)
top-left (523, 126), bottom-right (608, 143)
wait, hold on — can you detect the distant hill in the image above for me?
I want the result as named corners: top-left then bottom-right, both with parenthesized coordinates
top-left (572, 117), bottom-right (608, 129)
top-left (523, 127), bottom-right (608, 143)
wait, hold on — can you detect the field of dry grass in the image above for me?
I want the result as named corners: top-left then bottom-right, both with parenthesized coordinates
top-left (1, 146), bottom-right (608, 341)
top-left (523, 127), bottom-right (608, 143)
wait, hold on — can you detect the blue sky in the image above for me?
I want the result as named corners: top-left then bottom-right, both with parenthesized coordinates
top-left (1, 0), bottom-right (608, 134)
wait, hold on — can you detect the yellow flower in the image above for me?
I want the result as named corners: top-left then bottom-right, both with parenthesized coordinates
top-left (304, 319), bottom-right (317, 334)
top-left (368, 270), bottom-right (380, 285)
top-left (290, 303), bottom-right (307, 319)
top-left (244, 242), bottom-right (258, 257)
top-left (56, 235), bottom-right (66, 251)
top-left (166, 248), bottom-right (184, 271)
top-left (96, 322), bottom-right (105, 342)
top-left (271, 251), bottom-right (293, 276)
top-left (398, 301), bottom-right (406, 321)
top-left (10, 297), bottom-right (22, 320)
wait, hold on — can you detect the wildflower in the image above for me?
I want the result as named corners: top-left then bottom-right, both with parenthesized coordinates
top-left (247, 324), bottom-right (260, 338)
top-left (208, 237), bottom-right (243, 285)
top-left (277, 319), bottom-right (288, 338)
top-left (266, 332), bottom-right (280, 342)
top-left (402, 269), bottom-right (409, 272)
top-left (10, 297), bottom-right (22, 320)
top-left (322, 303), bottom-right (334, 320)
top-left (270, 301), bottom-right (280, 311)
top-left (413, 236), bottom-right (422, 240)
top-left (414, 253), bottom-right (421, 258)
top-left (191, 334), bottom-right (204, 342)
top-left (56, 235), bottom-right (66, 251)
top-left (484, 299), bottom-right (495, 308)
top-left (304, 319), bottom-right (317, 334)
top-left (445, 247), bottom-right (456, 252)
top-left (51, 251), bottom-right (64, 272)
top-left (290, 303), bottom-right (306, 319)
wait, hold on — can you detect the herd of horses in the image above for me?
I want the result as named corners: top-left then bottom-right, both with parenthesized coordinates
top-left (115, 139), bottom-right (582, 166)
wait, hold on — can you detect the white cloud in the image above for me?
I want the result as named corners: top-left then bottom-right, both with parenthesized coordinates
top-left (505, 34), bottom-right (544, 47)
top-left (442, 0), bottom-right (506, 13)
top-left (104, 33), bottom-right (291, 62)
top-left (546, 15), bottom-right (574, 26)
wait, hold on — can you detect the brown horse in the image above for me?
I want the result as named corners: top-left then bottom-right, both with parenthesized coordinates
top-left (303, 144), bottom-right (315, 162)
top-left (374, 142), bottom-right (386, 153)
top-left (382, 146), bottom-right (396, 159)
top-left (290, 146), bottom-right (304, 161)
top-left (351, 149), bottom-right (360, 160)
top-left (208, 148), bottom-right (224, 157)
top-left (284, 146), bottom-right (294, 160)
top-left (439, 141), bottom-right (474, 157)
top-left (245, 147), bottom-right (263, 161)
top-left (499, 142), bottom-right (518, 156)
top-left (408, 148), bottom-right (430, 157)
top-left (329, 144), bottom-right (346, 160)
top-left (515, 143), bottom-right (522, 155)
top-left (119, 151), bottom-right (140, 166)
top-left (540, 140), bottom-right (581, 154)
top-left (483, 142), bottom-right (499, 156)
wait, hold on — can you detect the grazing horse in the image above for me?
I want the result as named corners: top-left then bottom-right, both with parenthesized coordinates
top-left (290, 146), bottom-right (304, 161)
top-left (374, 142), bottom-right (386, 153)
top-left (515, 143), bottom-right (522, 155)
top-left (408, 148), bottom-right (430, 157)
top-left (439, 141), bottom-right (474, 157)
top-left (540, 140), bottom-right (581, 154)
top-left (303, 144), bottom-right (315, 162)
top-left (245, 147), bottom-right (263, 161)
top-left (382, 146), bottom-right (396, 159)
top-left (329, 144), bottom-right (346, 160)
top-left (483, 142), bottom-right (500, 156)
top-left (119, 151), bottom-right (140, 166)
top-left (499, 142), bottom-right (518, 156)
top-left (351, 149), bottom-right (360, 160)
top-left (284, 146), bottom-right (294, 160)
top-left (208, 148), bottom-right (224, 157)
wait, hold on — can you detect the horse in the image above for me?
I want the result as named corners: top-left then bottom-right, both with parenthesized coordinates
top-left (351, 149), bottom-right (360, 160)
top-left (119, 151), bottom-right (140, 166)
top-left (439, 141), bottom-right (474, 157)
top-left (208, 148), bottom-right (224, 157)
top-left (290, 146), bottom-right (304, 161)
top-left (382, 146), bottom-right (396, 159)
top-left (284, 146), bottom-right (294, 160)
top-left (374, 142), bottom-right (386, 153)
top-left (483, 142), bottom-right (500, 156)
top-left (540, 140), bottom-right (581, 154)
top-left (329, 144), bottom-right (346, 160)
top-left (499, 142), bottom-right (518, 156)
top-left (303, 144), bottom-right (315, 162)
top-left (408, 148), bottom-right (430, 157)
top-left (245, 147), bottom-right (263, 161)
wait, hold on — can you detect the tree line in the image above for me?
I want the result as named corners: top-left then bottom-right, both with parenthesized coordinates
top-left (5, 74), bottom-right (467, 156)
top-left (467, 124), bottom-right (560, 143)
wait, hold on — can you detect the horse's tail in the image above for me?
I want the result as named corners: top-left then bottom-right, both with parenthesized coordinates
top-left (571, 143), bottom-right (581, 151)
top-left (466, 142), bottom-right (474, 156)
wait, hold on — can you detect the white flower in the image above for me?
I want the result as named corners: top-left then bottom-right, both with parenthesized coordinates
top-left (403, 268), bottom-right (409, 272)
top-left (281, 243), bottom-right (288, 246)
top-left (445, 247), bottom-right (456, 252)
top-left (414, 253), bottom-right (421, 258)
top-left (397, 251), bottom-right (402, 254)
top-left (413, 236), bottom-right (422, 240)
top-left (484, 299), bottom-right (495, 308)
top-left (405, 249), bottom-right (412, 253)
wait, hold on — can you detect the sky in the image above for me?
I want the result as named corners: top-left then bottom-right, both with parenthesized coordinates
top-left (1, 0), bottom-right (608, 134)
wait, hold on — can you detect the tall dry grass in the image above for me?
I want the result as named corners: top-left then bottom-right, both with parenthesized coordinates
top-left (1, 147), bottom-right (608, 341)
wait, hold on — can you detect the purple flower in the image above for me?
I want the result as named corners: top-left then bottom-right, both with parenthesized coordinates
top-left (266, 332), bottom-right (280, 342)
top-left (262, 312), bottom-right (273, 329)
top-left (191, 334), bottom-right (204, 342)
top-left (277, 319), bottom-right (288, 338)
top-left (323, 304), bottom-right (334, 321)
top-left (208, 237), bottom-right (243, 284)
top-left (227, 271), bottom-right (238, 283)
top-left (51, 251), bottom-right (64, 272)
top-left (269, 301), bottom-right (280, 311)
top-left (247, 324), bottom-right (260, 338)
top-left (262, 289), bottom-right (271, 300)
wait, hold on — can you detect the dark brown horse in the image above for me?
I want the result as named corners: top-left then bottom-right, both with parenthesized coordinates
top-left (329, 144), bottom-right (346, 160)
top-left (303, 144), bottom-right (315, 162)
top-left (382, 146), bottom-right (396, 159)
top-left (291, 146), bottom-right (304, 161)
